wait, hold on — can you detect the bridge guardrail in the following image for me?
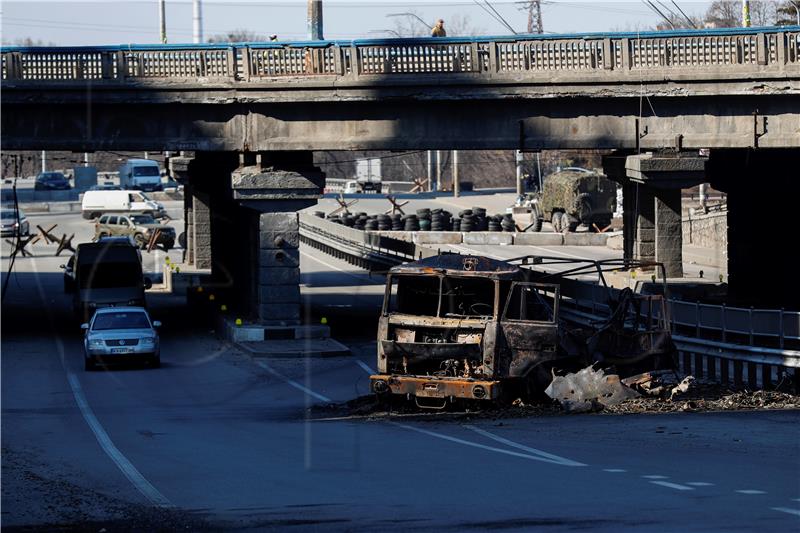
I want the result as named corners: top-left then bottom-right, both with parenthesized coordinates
top-left (3, 27), bottom-right (798, 83)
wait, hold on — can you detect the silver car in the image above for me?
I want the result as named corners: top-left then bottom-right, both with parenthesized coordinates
top-left (82, 307), bottom-right (161, 370)
top-left (0, 207), bottom-right (30, 237)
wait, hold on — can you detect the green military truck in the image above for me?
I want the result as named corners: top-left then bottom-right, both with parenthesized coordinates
top-left (514, 168), bottom-right (617, 233)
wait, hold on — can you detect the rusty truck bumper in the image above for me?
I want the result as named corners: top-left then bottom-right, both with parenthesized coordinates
top-left (370, 374), bottom-right (502, 400)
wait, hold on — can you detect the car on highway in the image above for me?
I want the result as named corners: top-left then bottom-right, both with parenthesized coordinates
top-left (81, 189), bottom-right (166, 220)
top-left (0, 206), bottom-right (30, 237)
top-left (94, 213), bottom-right (176, 250)
top-left (34, 171), bottom-right (71, 191)
top-left (82, 306), bottom-right (161, 370)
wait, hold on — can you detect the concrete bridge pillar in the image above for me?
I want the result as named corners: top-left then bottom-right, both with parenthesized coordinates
top-left (187, 151), bottom-right (324, 323)
top-left (604, 152), bottom-right (705, 278)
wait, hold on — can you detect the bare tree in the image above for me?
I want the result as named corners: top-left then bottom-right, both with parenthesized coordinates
top-left (775, 0), bottom-right (800, 24)
top-left (207, 29), bottom-right (269, 43)
top-left (704, 0), bottom-right (777, 28)
top-left (391, 12), bottom-right (484, 37)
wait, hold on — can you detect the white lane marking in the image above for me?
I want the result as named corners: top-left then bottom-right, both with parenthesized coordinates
top-left (463, 425), bottom-right (586, 467)
top-left (686, 482), bottom-right (715, 487)
top-left (299, 249), bottom-right (381, 284)
top-left (650, 481), bottom-right (695, 491)
top-left (771, 507), bottom-right (800, 517)
top-left (29, 259), bottom-right (172, 508)
top-left (642, 475), bottom-right (669, 479)
top-left (793, 498), bottom-right (800, 502)
top-left (736, 490), bottom-right (767, 495)
top-left (391, 422), bottom-right (584, 467)
top-left (67, 374), bottom-right (173, 507)
top-left (603, 469), bottom-right (627, 473)
top-left (354, 359), bottom-right (376, 375)
top-left (255, 360), bottom-right (331, 403)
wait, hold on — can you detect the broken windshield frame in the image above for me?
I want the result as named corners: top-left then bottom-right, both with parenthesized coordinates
top-left (501, 282), bottom-right (560, 324)
top-left (383, 273), bottom-right (499, 320)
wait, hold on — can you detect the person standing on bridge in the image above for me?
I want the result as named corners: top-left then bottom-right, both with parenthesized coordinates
top-left (431, 19), bottom-right (446, 37)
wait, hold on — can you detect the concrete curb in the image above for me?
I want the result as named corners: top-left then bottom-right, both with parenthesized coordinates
top-left (367, 229), bottom-right (612, 246)
top-left (218, 316), bottom-right (350, 357)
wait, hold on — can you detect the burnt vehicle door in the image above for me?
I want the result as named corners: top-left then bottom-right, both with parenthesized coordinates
top-left (498, 282), bottom-right (564, 383)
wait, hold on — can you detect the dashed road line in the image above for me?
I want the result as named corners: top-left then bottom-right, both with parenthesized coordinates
top-left (642, 475), bottom-right (669, 479)
top-left (391, 422), bottom-right (584, 466)
top-left (771, 507), bottom-right (800, 517)
top-left (736, 490), bottom-right (767, 495)
top-left (650, 481), bottom-right (695, 491)
top-left (686, 482), bottom-right (715, 487)
top-left (255, 360), bottom-right (332, 403)
top-left (603, 468), bottom-right (627, 473)
top-left (463, 425), bottom-right (586, 467)
top-left (354, 359), bottom-right (376, 375)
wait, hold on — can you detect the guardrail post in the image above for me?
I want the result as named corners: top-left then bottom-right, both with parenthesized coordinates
top-left (721, 358), bottom-right (730, 385)
top-left (350, 45), bottom-right (361, 78)
top-left (116, 51), bottom-right (127, 80)
top-left (776, 31), bottom-right (786, 67)
top-left (7, 52), bottom-right (21, 80)
top-left (749, 306), bottom-right (754, 345)
top-left (226, 47), bottom-right (236, 80)
top-left (621, 38), bottom-right (631, 70)
top-left (694, 352), bottom-right (704, 379)
top-left (748, 362), bottom-right (758, 389)
top-left (721, 303), bottom-right (727, 343)
top-left (762, 364), bottom-right (772, 390)
top-left (683, 351), bottom-right (692, 375)
top-left (101, 51), bottom-right (114, 79)
top-left (733, 359), bottom-right (743, 388)
top-left (779, 308), bottom-right (785, 349)
top-left (240, 46), bottom-right (251, 81)
top-left (603, 38), bottom-right (613, 70)
top-left (695, 301), bottom-right (700, 338)
top-left (334, 45), bottom-right (343, 75)
top-left (488, 42), bottom-right (498, 75)
top-left (470, 42), bottom-right (479, 72)
top-left (756, 32), bottom-right (768, 65)
top-left (707, 355), bottom-right (716, 380)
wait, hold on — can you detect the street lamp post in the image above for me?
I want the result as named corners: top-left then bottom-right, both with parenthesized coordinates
top-left (158, 0), bottom-right (167, 44)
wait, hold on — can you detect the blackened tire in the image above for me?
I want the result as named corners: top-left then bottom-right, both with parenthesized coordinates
top-left (177, 231), bottom-right (186, 249)
top-left (531, 217), bottom-right (543, 232)
top-left (162, 241), bottom-right (174, 251)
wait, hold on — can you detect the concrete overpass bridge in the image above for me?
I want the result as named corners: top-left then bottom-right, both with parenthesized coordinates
top-left (2, 27), bottom-right (799, 323)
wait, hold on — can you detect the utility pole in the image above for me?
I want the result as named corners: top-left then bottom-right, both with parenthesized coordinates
top-left (520, 1), bottom-right (544, 34)
top-left (192, 0), bottom-right (203, 44)
top-left (515, 150), bottom-right (524, 195)
top-left (435, 150), bottom-right (442, 192)
top-left (41, 151), bottom-right (46, 173)
top-left (742, 0), bottom-right (751, 27)
top-left (158, 0), bottom-right (167, 44)
top-left (308, 0), bottom-right (324, 40)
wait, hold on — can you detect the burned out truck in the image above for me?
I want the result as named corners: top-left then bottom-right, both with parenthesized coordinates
top-left (370, 254), bottom-right (675, 406)
top-left (370, 255), bottom-right (570, 406)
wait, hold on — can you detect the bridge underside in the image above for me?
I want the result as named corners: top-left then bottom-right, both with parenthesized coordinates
top-left (2, 95), bottom-right (798, 152)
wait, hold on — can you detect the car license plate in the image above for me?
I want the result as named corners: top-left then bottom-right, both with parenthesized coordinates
top-left (111, 347), bottom-right (133, 354)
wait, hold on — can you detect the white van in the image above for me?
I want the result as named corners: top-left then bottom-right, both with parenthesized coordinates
top-left (119, 159), bottom-right (162, 192)
top-left (81, 190), bottom-right (165, 220)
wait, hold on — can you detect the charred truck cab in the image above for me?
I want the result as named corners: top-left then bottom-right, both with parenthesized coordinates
top-left (370, 255), bottom-right (565, 405)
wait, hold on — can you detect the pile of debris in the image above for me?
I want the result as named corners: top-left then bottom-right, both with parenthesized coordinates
top-left (545, 366), bottom-right (800, 414)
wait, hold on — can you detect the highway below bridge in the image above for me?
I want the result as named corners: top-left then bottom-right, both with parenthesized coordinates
top-left (2, 206), bottom-right (800, 531)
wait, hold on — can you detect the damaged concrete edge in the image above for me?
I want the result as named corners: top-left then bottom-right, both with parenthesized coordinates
top-left (217, 316), bottom-right (351, 358)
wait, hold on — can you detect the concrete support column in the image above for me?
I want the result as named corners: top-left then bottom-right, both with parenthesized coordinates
top-left (632, 185), bottom-right (656, 264)
top-left (192, 191), bottom-right (212, 270)
top-left (654, 188), bottom-right (683, 278)
top-left (257, 212), bottom-right (301, 325)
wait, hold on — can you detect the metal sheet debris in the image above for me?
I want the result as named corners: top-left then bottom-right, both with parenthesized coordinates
top-left (544, 366), bottom-right (640, 413)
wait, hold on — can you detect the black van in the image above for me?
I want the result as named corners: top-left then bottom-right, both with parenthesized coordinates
top-left (70, 239), bottom-right (151, 320)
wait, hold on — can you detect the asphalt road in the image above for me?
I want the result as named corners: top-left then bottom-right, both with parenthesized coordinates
top-left (2, 211), bottom-right (799, 531)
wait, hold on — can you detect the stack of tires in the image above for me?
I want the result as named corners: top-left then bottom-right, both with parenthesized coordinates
top-left (501, 213), bottom-right (516, 232)
top-left (459, 209), bottom-right (475, 232)
top-left (403, 214), bottom-right (420, 231)
top-left (376, 214), bottom-right (391, 230)
top-left (391, 214), bottom-right (403, 230)
top-left (487, 215), bottom-right (502, 232)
